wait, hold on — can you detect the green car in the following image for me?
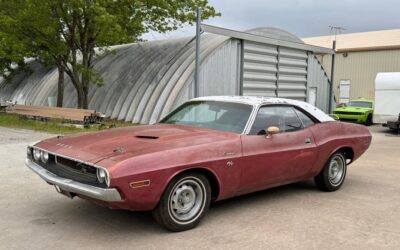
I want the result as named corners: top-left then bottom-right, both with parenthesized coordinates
top-left (333, 99), bottom-right (374, 126)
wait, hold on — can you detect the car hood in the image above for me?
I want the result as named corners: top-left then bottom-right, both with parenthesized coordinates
top-left (34, 124), bottom-right (237, 165)
top-left (334, 106), bottom-right (372, 113)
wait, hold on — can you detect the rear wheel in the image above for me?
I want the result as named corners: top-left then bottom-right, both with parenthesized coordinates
top-left (153, 173), bottom-right (211, 232)
top-left (314, 152), bottom-right (347, 192)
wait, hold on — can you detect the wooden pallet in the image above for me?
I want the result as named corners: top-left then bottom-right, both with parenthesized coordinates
top-left (7, 105), bottom-right (103, 125)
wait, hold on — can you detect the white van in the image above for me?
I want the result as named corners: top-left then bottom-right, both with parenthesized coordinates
top-left (374, 72), bottom-right (400, 129)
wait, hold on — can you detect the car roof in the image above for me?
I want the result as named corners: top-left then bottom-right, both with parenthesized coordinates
top-left (191, 96), bottom-right (334, 122)
top-left (193, 96), bottom-right (292, 106)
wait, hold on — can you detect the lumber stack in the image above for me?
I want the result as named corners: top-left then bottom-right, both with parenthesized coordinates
top-left (7, 105), bottom-right (103, 125)
top-left (0, 101), bottom-right (15, 112)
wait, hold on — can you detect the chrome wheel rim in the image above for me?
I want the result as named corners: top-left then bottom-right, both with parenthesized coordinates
top-left (329, 155), bottom-right (345, 186)
top-left (168, 177), bottom-right (206, 224)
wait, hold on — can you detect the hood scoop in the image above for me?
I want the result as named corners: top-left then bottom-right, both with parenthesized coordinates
top-left (135, 135), bottom-right (159, 140)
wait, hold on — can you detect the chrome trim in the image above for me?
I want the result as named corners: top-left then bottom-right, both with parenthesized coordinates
top-left (243, 104), bottom-right (259, 135)
top-left (28, 145), bottom-right (111, 187)
top-left (223, 152), bottom-right (236, 156)
top-left (25, 158), bottom-right (122, 202)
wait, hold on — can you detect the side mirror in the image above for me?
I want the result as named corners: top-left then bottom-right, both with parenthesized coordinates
top-left (266, 126), bottom-right (279, 138)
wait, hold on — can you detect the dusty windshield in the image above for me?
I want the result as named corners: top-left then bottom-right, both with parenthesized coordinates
top-left (160, 101), bottom-right (253, 134)
top-left (347, 101), bottom-right (373, 108)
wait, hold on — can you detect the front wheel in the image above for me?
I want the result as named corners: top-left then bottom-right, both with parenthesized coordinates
top-left (153, 173), bottom-right (211, 231)
top-left (365, 114), bottom-right (373, 126)
top-left (314, 152), bottom-right (347, 192)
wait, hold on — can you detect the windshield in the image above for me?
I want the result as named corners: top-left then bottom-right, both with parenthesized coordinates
top-left (346, 101), bottom-right (373, 108)
top-left (160, 101), bottom-right (253, 134)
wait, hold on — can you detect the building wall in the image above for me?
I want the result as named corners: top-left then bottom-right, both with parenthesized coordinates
top-left (174, 39), bottom-right (241, 109)
top-left (317, 49), bottom-right (400, 102)
top-left (307, 54), bottom-right (331, 113)
top-left (0, 30), bottom-right (332, 123)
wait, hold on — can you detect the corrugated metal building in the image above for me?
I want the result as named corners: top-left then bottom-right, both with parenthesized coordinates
top-left (0, 25), bottom-right (332, 124)
top-left (303, 29), bottom-right (400, 104)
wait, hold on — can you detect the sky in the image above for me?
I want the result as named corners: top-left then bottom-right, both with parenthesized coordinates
top-left (143, 0), bottom-right (400, 40)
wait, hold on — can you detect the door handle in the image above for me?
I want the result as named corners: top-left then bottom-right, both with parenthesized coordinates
top-left (305, 138), bottom-right (312, 144)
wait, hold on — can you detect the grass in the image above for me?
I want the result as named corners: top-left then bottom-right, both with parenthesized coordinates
top-left (0, 112), bottom-right (135, 134)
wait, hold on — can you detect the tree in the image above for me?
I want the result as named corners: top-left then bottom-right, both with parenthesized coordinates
top-left (0, 7), bottom-right (28, 84)
top-left (0, 31), bottom-right (27, 84)
top-left (0, 0), bottom-right (69, 107)
top-left (0, 0), bottom-right (219, 109)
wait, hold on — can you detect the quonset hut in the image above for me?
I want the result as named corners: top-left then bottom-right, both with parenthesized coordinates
top-left (0, 25), bottom-right (333, 124)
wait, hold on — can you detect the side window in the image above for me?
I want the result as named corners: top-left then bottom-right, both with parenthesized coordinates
top-left (278, 107), bottom-right (303, 132)
top-left (249, 106), bottom-right (303, 135)
top-left (294, 109), bottom-right (315, 128)
top-left (249, 107), bottom-right (278, 135)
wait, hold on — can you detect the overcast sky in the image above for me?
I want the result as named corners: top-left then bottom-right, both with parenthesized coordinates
top-left (143, 0), bottom-right (400, 40)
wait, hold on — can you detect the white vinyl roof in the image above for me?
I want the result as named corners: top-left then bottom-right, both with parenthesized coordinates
top-left (192, 96), bottom-right (334, 122)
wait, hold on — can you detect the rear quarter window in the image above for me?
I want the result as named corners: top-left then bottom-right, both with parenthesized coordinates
top-left (294, 109), bottom-right (315, 128)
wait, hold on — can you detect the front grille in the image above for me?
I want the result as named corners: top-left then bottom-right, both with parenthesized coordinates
top-left (30, 153), bottom-right (106, 188)
top-left (334, 111), bottom-right (363, 115)
top-left (56, 157), bottom-right (97, 176)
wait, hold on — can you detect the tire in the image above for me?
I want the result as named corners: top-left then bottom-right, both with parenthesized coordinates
top-left (153, 173), bottom-right (211, 232)
top-left (365, 114), bottom-right (373, 126)
top-left (314, 152), bottom-right (347, 192)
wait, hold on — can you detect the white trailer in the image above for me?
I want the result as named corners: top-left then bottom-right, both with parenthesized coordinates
top-left (374, 73), bottom-right (400, 126)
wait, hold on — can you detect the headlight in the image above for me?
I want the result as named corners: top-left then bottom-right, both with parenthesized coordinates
top-left (33, 149), bottom-right (41, 161)
top-left (97, 168), bottom-right (110, 186)
top-left (41, 151), bottom-right (49, 163)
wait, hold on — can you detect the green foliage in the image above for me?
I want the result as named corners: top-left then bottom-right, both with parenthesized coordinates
top-left (0, 0), bottom-right (219, 108)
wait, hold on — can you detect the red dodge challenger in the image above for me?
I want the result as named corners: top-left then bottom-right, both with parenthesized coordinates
top-left (26, 96), bottom-right (372, 231)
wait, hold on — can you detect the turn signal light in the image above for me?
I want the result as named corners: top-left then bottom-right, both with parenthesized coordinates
top-left (130, 180), bottom-right (151, 188)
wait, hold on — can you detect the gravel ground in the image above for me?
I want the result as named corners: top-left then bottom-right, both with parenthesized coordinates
top-left (0, 126), bottom-right (399, 250)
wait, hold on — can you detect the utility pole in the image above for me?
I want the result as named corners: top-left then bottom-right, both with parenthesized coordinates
top-left (328, 26), bottom-right (346, 113)
top-left (194, 7), bottom-right (202, 98)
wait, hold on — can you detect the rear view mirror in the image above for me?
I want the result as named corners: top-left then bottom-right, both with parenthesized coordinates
top-left (266, 126), bottom-right (279, 138)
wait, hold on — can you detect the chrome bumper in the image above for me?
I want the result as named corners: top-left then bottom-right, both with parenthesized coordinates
top-left (25, 158), bottom-right (122, 202)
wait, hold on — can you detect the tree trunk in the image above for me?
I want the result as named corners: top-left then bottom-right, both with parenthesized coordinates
top-left (82, 87), bottom-right (89, 109)
top-left (80, 57), bottom-right (89, 110)
top-left (56, 65), bottom-right (64, 107)
top-left (76, 86), bottom-right (84, 109)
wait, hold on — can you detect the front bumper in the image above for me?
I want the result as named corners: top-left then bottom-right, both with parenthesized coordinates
top-left (387, 120), bottom-right (400, 130)
top-left (334, 114), bottom-right (366, 123)
top-left (25, 158), bottom-right (122, 202)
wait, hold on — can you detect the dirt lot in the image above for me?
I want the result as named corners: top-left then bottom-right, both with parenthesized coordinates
top-left (0, 126), bottom-right (399, 250)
